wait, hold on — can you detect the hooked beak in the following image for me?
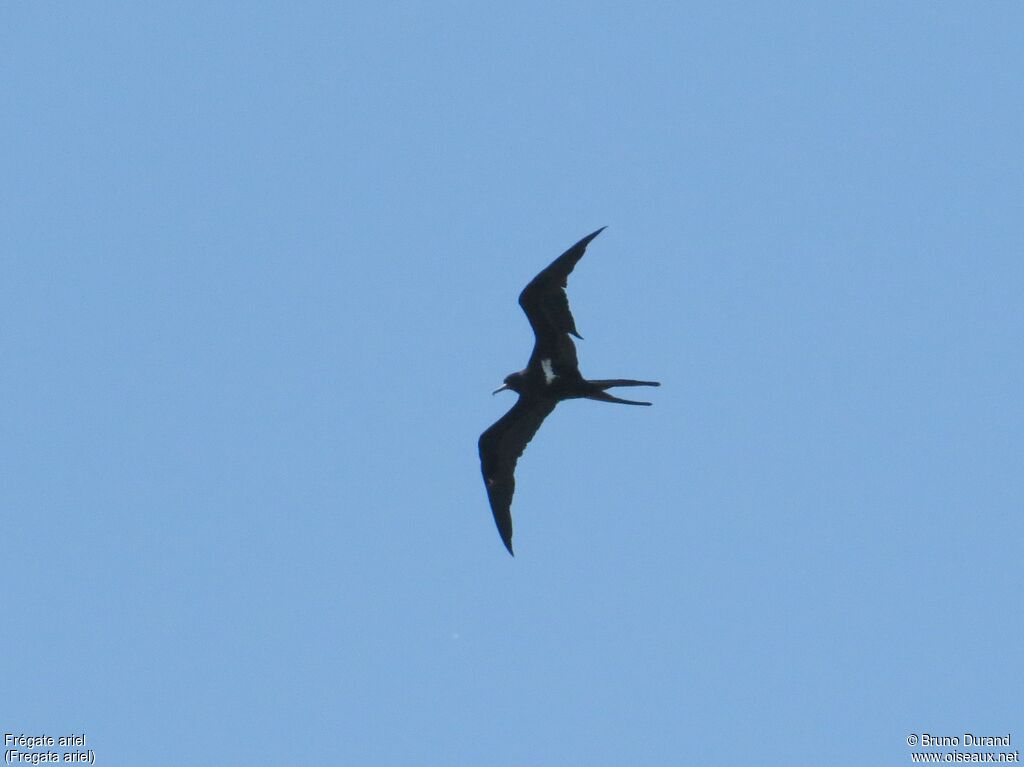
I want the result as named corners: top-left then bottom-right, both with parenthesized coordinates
top-left (492, 384), bottom-right (510, 395)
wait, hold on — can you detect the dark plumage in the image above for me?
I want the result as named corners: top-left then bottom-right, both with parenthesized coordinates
top-left (478, 228), bottom-right (660, 555)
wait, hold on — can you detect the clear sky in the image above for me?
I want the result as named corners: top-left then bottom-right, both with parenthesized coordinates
top-left (3, 2), bottom-right (1021, 765)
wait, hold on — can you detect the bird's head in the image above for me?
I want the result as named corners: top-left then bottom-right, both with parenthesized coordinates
top-left (492, 371), bottom-right (526, 395)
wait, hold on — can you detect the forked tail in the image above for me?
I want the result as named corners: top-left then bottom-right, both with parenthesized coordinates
top-left (585, 379), bottom-right (661, 406)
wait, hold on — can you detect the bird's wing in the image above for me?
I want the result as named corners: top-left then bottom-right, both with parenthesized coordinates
top-left (478, 396), bottom-right (558, 555)
top-left (518, 227), bottom-right (605, 343)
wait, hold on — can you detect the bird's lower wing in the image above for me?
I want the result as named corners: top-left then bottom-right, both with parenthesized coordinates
top-left (478, 397), bottom-right (558, 555)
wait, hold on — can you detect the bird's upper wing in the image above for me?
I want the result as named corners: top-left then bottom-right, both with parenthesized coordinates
top-left (478, 396), bottom-right (558, 555)
top-left (518, 227), bottom-right (605, 343)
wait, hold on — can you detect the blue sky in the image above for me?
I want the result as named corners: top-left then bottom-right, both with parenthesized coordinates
top-left (3, 2), bottom-right (1021, 765)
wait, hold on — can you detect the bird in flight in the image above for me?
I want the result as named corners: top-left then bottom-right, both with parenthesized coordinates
top-left (478, 228), bottom-right (660, 555)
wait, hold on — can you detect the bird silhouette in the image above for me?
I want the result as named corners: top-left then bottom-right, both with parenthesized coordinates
top-left (478, 228), bottom-right (660, 555)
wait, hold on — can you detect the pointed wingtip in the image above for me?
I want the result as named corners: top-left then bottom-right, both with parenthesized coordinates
top-left (575, 226), bottom-right (607, 247)
top-left (504, 540), bottom-right (515, 557)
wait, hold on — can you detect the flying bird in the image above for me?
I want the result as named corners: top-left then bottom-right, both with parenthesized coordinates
top-left (478, 228), bottom-right (660, 555)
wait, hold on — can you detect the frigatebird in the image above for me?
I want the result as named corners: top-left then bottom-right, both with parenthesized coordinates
top-left (478, 228), bottom-right (660, 555)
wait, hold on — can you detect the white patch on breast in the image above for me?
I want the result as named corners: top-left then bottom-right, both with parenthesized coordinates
top-left (541, 358), bottom-right (557, 384)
